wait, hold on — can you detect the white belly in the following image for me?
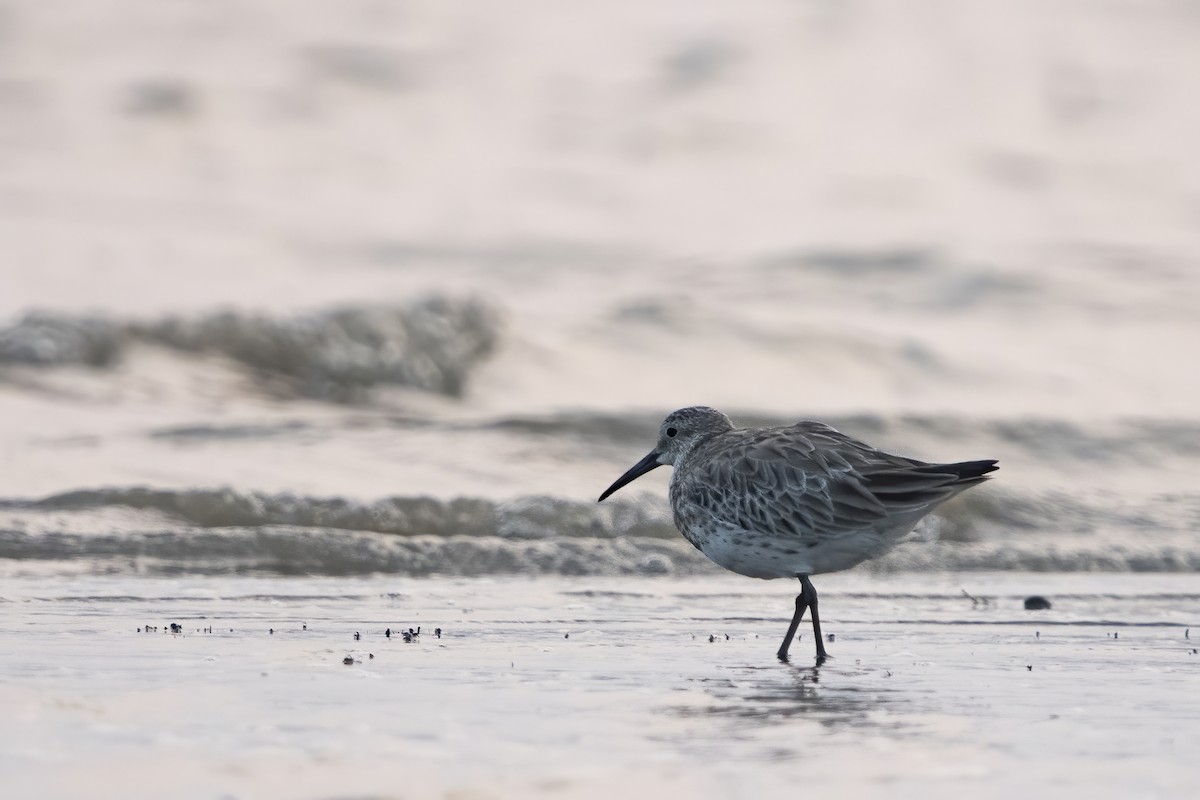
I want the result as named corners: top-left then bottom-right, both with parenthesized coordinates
top-left (688, 523), bottom-right (892, 579)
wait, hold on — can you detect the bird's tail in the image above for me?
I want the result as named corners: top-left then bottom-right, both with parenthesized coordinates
top-left (860, 458), bottom-right (998, 514)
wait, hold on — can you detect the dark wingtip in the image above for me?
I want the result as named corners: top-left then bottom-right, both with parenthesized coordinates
top-left (954, 459), bottom-right (999, 480)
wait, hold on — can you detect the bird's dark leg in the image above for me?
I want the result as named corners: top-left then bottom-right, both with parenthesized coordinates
top-left (801, 575), bottom-right (829, 663)
top-left (776, 586), bottom-right (809, 663)
top-left (778, 576), bottom-right (829, 664)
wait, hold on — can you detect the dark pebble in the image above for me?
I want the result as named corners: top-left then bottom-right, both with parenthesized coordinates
top-left (342, 656), bottom-right (354, 665)
top-left (1024, 596), bottom-right (1052, 611)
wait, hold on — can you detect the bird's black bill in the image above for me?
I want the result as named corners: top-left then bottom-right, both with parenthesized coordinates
top-left (597, 451), bottom-right (662, 502)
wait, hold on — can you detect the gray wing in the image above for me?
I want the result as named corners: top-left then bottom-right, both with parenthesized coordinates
top-left (673, 422), bottom-right (993, 546)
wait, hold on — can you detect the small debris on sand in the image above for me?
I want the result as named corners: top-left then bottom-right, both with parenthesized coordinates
top-left (342, 656), bottom-right (354, 665)
top-left (962, 589), bottom-right (989, 608)
top-left (1024, 596), bottom-right (1052, 610)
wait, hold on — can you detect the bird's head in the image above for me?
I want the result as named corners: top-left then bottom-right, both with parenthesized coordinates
top-left (597, 406), bottom-right (733, 501)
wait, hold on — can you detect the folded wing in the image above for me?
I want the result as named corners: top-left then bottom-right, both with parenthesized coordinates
top-left (673, 422), bottom-right (998, 546)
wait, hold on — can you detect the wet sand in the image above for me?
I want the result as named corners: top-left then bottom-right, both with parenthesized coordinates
top-left (1, 572), bottom-right (1196, 799)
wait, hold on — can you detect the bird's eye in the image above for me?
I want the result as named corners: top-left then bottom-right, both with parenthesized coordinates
top-left (666, 427), bottom-right (678, 438)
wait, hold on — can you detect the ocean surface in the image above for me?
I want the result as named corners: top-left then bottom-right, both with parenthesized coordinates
top-left (2, 1), bottom-right (1200, 580)
top-left (3, 249), bottom-right (1199, 576)
top-left (3, 264), bottom-right (1198, 577)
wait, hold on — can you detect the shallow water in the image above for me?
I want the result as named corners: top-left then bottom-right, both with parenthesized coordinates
top-left (3, 572), bottom-right (1197, 799)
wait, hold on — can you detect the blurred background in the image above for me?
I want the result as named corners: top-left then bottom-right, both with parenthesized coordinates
top-left (1, 0), bottom-right (1198, 576)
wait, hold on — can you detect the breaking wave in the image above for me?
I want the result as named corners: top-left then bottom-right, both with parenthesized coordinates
top-left (11, 487), bottom-right (677, 540)
top-left (0, 529), bottom-right (708, 578)
top-left (1, 485), bottom-right (1196, 576)
top-left (0, 296), bottom-right (501, 400)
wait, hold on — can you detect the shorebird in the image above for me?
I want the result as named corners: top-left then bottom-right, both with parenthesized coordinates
top-left (598, 406), bottom-right (997, 663)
